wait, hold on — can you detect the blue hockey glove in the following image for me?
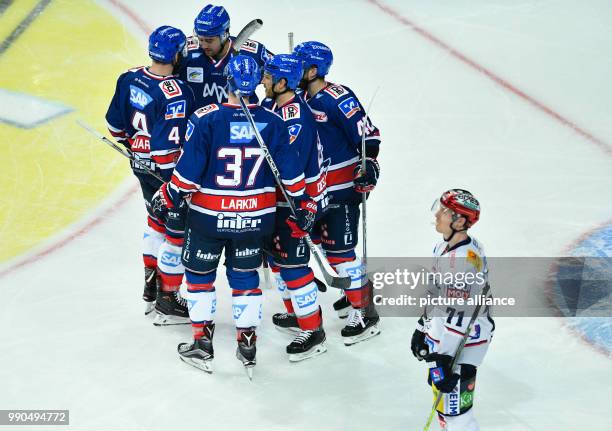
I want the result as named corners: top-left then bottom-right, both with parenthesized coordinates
top-left (286, 199), bottom-right (317, 238)
top-left (353, 157), bottom-right (380, 193)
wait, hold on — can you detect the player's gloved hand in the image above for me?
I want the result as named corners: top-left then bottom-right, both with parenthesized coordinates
top-left (151, 183), bottom-right (174, 224)
top-left (425, 353), bottom-right (460, 393)
top-left (353, 158), bottom-right (380, 193)
top-left (286, 199), bottom-right (317, 238)
top-left (411, 329), bottom-right (429, 361)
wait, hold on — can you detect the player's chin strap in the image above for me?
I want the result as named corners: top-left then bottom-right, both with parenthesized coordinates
top-left (443, 216), bottom-right (468, 242)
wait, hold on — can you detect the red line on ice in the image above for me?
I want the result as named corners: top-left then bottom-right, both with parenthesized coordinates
top-left (367, 0), bottom-right (611, 156)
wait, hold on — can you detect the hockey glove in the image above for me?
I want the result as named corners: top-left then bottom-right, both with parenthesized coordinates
top-left (353, 158), bottom-right (380, 193)
top-left (425, 353), bottom-right (460, 393)
top-left (286, 199), bottom-right (317, 238)
top-left (411, 329), bottom-right (429, 361)
top-left (151, 183), bottom-right (174, 224)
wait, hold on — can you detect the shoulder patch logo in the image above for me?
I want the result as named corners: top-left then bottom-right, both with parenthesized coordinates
top-left (466, 249), bottom-right (483, 272)
top-left (160, 79), bottom-right (183, 99)
top-left (323, 84), bottom-right (347, 99)
top-left (185, 120), bottom-right (194, 141)
top-left (240, 39), bottom-right (259, 54)
top-left (165, 100), bottom-right (187, 119)
top-left (338, 97), bottom-right (360, 119)
top-left (281, 103), bottom-right (301, 120)
top-left (287, 124), bottom-right (302, 144)
top-left (194, 103), bottom-right (219, 117)
top-left (311, 108), bottom-right (328, 123)
top-left (187, 67), bottom-right (204, 83)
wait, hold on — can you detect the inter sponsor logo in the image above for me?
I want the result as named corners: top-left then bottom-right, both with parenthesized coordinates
top-left (195, 250), bottom-right (221, 261)
top-left (235, 247), bottom-right (261, 258)
top-left (216, 213), bottom-right (262, 231)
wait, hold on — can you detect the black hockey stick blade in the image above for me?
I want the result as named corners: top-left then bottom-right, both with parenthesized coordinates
top-left (232, 19), bottom-right (263, 54)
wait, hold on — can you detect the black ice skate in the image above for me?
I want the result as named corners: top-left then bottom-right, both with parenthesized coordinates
top-left (178, 324), bottom-right (215, 373)
top-left (236, 329), bottom-right (257, 380)
top-left (153, 290), bottom-right (190, 326)
top-left (143, 267), bottom-right (159, 315)
top-left (341, 306), bottom-right (381, 346)
top-left (333, 295), bottom-right (351, 318)
top-left (272, 312), bottom-right (300, 334)
top-left (287, 328), bottom-right (327, 362)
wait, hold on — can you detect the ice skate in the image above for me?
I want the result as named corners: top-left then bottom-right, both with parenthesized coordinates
top-left (333, 295), bottom-right (351, 319)
top-left (341, 306), bottom-right (381, 346)
top-left (236, 329), bottom-right (257, 380)
top-left (272, 312), bottom-right (300, 334)
top-left (178, 325), bottom-right (215, 373)
top-left (287, 327), bottom-right (327, 362)
top-left (143, 267), bottom-right (158, 315)
top-left (153, 290), bottom-right (190, 326)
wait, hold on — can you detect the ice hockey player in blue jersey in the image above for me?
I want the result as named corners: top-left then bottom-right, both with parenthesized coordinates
top-left (151, 55), bottom-right (311, 377)
top-left (177, 4), bottom-right (271, 108)
top-left (105, 26), bottom-right (195, 323)
top-left (293, 41), bottom-right (382, 346)
top-left (260, 54), bottom-right (328, 362)
top-left (411, 189), bottom-right (494, 431)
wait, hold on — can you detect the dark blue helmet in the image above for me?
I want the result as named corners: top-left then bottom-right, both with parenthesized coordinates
top-left (264, 54), bottom-right (303, 90)
top-left (148, 26), bottom-right (187, 64)
top-left (293, 41), bottom-right (333, 77)
top-left (194, 4), bottom-right (230, 38)
top-left (225, 55), bottom-right (261, 96)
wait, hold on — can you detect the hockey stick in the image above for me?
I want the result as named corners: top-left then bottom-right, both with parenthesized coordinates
top-left (235, 96), bottom-right (350, 289)
top-left (422, 283), bottom-right (492, 431)
top-left (233, 18), bottom-right (263, 51)
top-left (76, 120), bottom-right (164, 182)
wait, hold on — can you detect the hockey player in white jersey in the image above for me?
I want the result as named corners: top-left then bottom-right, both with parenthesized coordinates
top-left (411, 189), bottom-right (495, 430)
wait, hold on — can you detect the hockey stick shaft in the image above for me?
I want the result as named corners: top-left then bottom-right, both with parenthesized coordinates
top-left (423, 283), bottom-right (492, 431)
top-left (235, 96), bottom-right (350, 289)
top-left (233, 19), bottom-right (263, 51)
top-left (76, 120), bottom-right (164, 182)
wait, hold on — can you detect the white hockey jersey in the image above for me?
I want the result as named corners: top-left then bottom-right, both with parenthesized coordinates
top-left (419, 236), bottom-right (495, 367)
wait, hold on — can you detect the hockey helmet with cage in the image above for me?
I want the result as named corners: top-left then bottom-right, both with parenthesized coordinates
top-left (194, 4), bottom-right (230, 40)
top-left (264, 54), bottom-right (304, 91)
top-left (225, 55), bottom-right (261, 96)
top-left (293, 41), bottom-right (333, 77)
top-left (435, 189), bottom-right (481, 227)
top-left (148, 26), bottom-right (188, 64)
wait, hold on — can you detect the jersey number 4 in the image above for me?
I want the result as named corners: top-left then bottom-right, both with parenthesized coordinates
top-left (216, 147), bottom-right (265, 188)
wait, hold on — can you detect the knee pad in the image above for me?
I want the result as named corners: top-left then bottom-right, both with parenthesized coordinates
top-left (228, 268), bottom-right (262, 328)
top-left (181, 270), bottom-right (217, 323)
top-left (143, 223), bottom-right (164, 267)
top-left (157, 241), bottom-right (184, 289)
top-left (280, 267), bottom-right (320, 323)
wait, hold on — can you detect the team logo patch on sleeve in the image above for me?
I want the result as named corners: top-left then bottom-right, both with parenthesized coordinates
top-left (240, 39), bottom-right (259, 53)
top-left (338, 97), bottom-right (360, 118)
top-left (466, 249), bottom-right (483, 272)
top-left (165, 100), bottom-right (186, 119)
top-left (281, 103), bottom-right (300, 120)
top-left (194, 104), bottom-right (219, 117)
top-left (129, 85), bottom-right (153, 109)
top-left (185, 120), bottom-right (194, 141)
top-left (287, 124), bottom-right (302, 144)
top-left (187, 67), bottom-right (204, 83)
top-left (323, 84), bottom-right (347, 99)
top-left (159, 79), bottom-right (183, 99)
top-left (311, 108), bottom-right (328, 122)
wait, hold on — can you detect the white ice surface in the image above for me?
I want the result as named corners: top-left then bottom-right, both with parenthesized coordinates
top-left (1, 1), bottom-right (611, 430)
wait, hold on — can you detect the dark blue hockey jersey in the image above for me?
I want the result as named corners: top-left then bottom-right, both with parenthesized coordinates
top-left (105, 66), bottom-right (195, 181)
top-left (167, 103), bottom-right (306, 238)
top-left (302, 83), bottom-right (381, 203)
top-left (261, 94), bottom-right (328, 213)
top-left (178, 36), bottom-right (271, 108)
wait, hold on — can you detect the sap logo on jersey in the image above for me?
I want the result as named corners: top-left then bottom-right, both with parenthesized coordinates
top-left (233, 304), bottom-right (248, 320)
top-left (160, 251), bottom-right (181, 267)
top-left (229, 122), bottom-right (268, 143)
top-left (338, 97), bottom-right (360, 119)
top-left (288, 124), bottom-right (302, 144)
top-left (295, 287), bottom-right (318, 309)
top-left (165, 100), bottom-right (186, 119)
top-left (129, 85), bottom-right (152, 109)
top-left (187, 67), bottom-right (204, 83)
